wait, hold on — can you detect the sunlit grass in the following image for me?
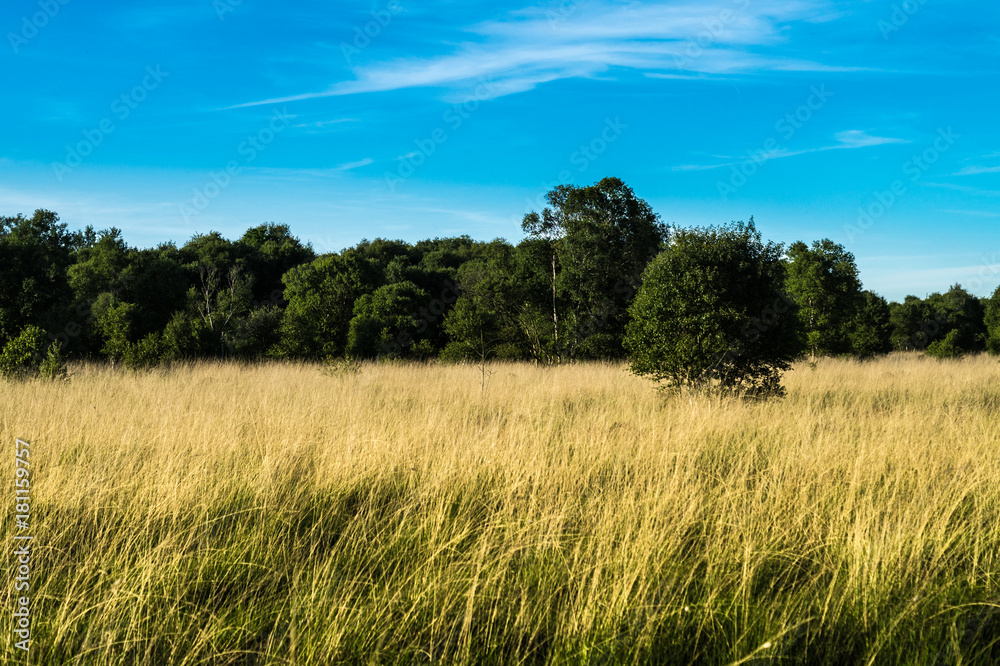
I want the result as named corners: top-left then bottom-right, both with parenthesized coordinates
top-left (3, 354), bottom-right (1000, 664)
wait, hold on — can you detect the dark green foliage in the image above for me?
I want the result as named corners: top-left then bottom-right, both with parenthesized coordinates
top-left (850, 290), bottom-right (893, 358)
top-left (39, 339), bottom-right (68, 380)
top-left (94, 295), bottom-right (135, 366)
top-left (784, 239), bottom-right (863, 357)
top-left (237, 223), bottom-right (314, 305)
top-left (986, 285), bottom-right (1000, 355)
top-left (0, 210), bottom-right (81, 346)
top-left (161, 311), bottom-right (214, 361)
top-left (273, 252), bottom-right (381, 358)
top-left (889, 285), bottom-right (986, 355)
top-left (227, 305), bottom-right (283, 360)
top-left (188, 264), bottom-right (254, 357)
top-left (346, 281), bottom-right (435, 359)
top-left (128, 252), bottom-right (189, 339)
top-left (625, 220), bottom-right (801, 397)
top-left (124, 333), bottom-right (165, 370)
top-left (67, 227), bottom-right (132, 304)
top-left (522, 177), bottom-right (668, 359)
top-left (3, 191), bottom-right (994, 372)
top-left (442, 240), bottom-right (550, 363)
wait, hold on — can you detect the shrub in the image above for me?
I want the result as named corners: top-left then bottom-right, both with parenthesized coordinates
top-left (39, 340), bottom-right (69, 381)
top-left (625, 220), bottom-right (801, 398)
top-left (926, 329), bottom-right (964, 359)
top-left (0, 325), bottom-right (65, 380)
top-left (125, 333), bottom-right (165, 370)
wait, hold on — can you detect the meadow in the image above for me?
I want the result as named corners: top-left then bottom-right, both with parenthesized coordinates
top-left (3, 354), bottom-right (1000, 664)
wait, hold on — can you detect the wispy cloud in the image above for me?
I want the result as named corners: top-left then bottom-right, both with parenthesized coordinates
top-left (226, 0), bottom-right (851, 108)
top-left (290, 118), bottom-right (358, 132)
top-left (954, 165), bottom-right (1000, 176)
top-left (923, 181), bottom-right (1000, 197)
top-left (337, 158), bottom-right (374, 171)
top-left (831, 129), bottom-right (908, 148)
top-left (670, 129), bottom-right (909, 171)
top-left (938, 209), bottom-right (1000, 218)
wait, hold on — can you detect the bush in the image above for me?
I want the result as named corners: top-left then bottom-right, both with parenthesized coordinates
top-left (625, 221), bottom-right (801, 398)
top-left (161, 312), bottom-right (213, 361)
top-left (39, 340), bottom-right (69, 381)
top-left (125, 333), bottom-right (164, 370)
top-left (926, 329), bottom-right (964, 359)
top-left (0, 325), bottom-right (66, 380)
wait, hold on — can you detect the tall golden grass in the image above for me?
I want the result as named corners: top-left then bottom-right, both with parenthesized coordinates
top-left (3, 353), bottom-right (1000, 664)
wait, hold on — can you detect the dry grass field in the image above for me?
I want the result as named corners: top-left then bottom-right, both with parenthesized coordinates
top-left (3, 354), bottom-right (1000, 664)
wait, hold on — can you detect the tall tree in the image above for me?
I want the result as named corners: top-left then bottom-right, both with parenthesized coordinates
top-left (784, 239), bottom-right (863, 357)
top-left (237, 223), bottom-right (315, 304)
top-left (0, 210), bottom-right (82, 346)
top-left (441, 240), bottom-right (545, 362)
top-left (522, 177), bottom-right (668, 359)
top-left (850, 290), bottom-right (893, 358)
top-left (985, 285), bottom-right (1000, 355)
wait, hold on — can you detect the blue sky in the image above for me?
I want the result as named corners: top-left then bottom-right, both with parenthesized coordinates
top-left (2, 0), bottom-right (998, 301)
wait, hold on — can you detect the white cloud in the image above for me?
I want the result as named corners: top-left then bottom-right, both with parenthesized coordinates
top-left (227, 0), bottom-right (849, 108)
top-left (831, 129), bottom-right (908, 148)
top-left (670, 129), bottom-right (909, 171)
top-left (954, 165), bottom-right (1000, 176)
top-left (336, 158), bottom-right (374, 171)
top-left (937, 209), bottom-right (1000, 218)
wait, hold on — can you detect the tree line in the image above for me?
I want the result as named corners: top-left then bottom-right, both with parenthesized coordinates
top-left (2, 178), bottom-right (999, 390)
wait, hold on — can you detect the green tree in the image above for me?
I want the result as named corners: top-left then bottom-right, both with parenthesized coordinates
top-left (625, 220), bottom-right (800, 397)
top-left (189, 263), bottom-right (253, 357)
top-left (160, 311), bottom-right (213, 362)
top-left (441, 241), bottom-right (532, 362)
top-left (273, 252), bottom-right (380, 358)
top-left (0, 325), bottom-right (61, 380)
top-left (67, 227), bottom-right (132, 304)
top-left (346, 281), bottom-right (434, 359)
top-left (237, 223), bottom-right (315, 304)
top-left (986, 285), bottom-right (1000, 355)
top-left (523, 177), bottom-right (668, 359)
top-left (0, 210), bottom-right (82, 346)
top-left (850, 290), bottom-right (893, 358)
top-left (889, 285), bottom-right (986, 354)
top-left (784, 239), bottom-right (863, 357)
top-left (94, 295), bottom-right (136, 367)
top-left (226, 305), bottom-right (283, 359)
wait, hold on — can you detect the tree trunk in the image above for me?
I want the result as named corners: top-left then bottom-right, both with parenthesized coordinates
top-left (551, 253), bottom-right (558, 344)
